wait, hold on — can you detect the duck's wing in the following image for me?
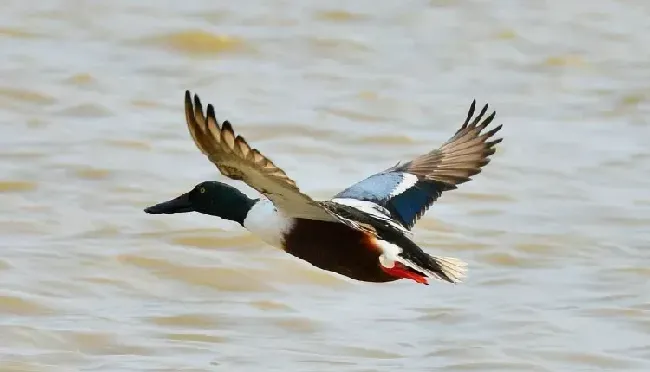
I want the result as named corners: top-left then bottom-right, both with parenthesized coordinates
top-left (331, 100), bottom-right (503, 230)
top-left (319, 199), bottom-right (468, 284)
top-left (183, 91), bottom-right (337, 222)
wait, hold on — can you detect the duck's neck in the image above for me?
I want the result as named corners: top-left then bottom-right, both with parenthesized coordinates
top-left (198, 189), bottom-right (257, 226)
top-left (242, 199), bottom-right (293, 249)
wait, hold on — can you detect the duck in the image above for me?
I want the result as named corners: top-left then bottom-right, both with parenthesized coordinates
top-left (144, 90), bottom-right (503, 285)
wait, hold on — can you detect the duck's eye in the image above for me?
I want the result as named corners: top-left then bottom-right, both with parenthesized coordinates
top-left (199, 187), bottom-right (206, 194)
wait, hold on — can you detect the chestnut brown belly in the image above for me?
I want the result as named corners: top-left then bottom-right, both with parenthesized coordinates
top-left (283, 219), bottom-right (397, 283)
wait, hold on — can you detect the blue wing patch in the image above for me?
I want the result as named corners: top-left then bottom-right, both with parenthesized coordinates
top-left (386, 180), bottom-right (441, 228)
top-left (335, 173), bottom-right (405, 201)
top-left (334, 172), bottom-right (444, 229)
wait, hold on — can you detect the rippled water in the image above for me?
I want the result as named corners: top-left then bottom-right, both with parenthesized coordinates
top-left (2, 0), bottom-right (649, 371)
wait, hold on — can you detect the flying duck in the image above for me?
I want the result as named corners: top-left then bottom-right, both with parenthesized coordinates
top-left (144, 91), bottom-right (503, 285)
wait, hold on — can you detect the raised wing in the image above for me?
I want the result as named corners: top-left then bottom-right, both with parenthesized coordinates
top-left (333, 100), bottom-right (503, 230)
top-left (184, 90), bottom-right (337, 222)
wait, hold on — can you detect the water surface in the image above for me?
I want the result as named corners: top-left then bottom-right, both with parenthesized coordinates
top-left (1, 1), bottom-right (649, 371)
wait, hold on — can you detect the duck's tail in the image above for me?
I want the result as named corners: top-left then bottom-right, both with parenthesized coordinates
top-left (423, 255), bottom-right (468, 283)
top-left (377, 238), bottom-right (468, 285)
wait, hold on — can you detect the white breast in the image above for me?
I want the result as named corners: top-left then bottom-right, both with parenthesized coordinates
top-left (243, 199), bottom-right (295, 249)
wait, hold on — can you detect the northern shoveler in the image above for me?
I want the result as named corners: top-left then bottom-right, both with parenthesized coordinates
top-left (144, 91), bottom-right (503, 285)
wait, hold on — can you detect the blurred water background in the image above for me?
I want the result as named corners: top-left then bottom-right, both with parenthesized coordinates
top-left (1, 0), bottom-right (649, 371)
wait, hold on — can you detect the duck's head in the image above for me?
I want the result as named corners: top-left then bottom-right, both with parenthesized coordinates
top-left (144, 181), bottom-right (256, 225)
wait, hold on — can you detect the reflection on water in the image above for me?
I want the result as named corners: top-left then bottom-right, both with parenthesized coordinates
top-left (1, 0), bottom-right (649, 371)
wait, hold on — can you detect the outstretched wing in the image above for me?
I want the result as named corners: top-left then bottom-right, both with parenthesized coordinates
top-left (332, 100), bottom-right (503, 230)
top-left (184, 90), bottom-right (337, 222)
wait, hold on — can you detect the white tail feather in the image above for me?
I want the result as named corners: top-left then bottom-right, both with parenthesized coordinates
top-left (430, 256), bottom-right (468, 283)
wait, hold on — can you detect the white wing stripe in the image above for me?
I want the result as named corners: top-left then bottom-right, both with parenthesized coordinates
top-left (331, 198), bottom-right (391, 218)
top-left (388, 173), bottom-right (419, 198)
top-left (330, 198), bottom-right (411, 236)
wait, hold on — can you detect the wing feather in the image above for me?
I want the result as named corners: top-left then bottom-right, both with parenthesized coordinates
top-left (183, 91), bottom-right (336, 222)
top-left (335, 100), bottom-right (503, 229)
